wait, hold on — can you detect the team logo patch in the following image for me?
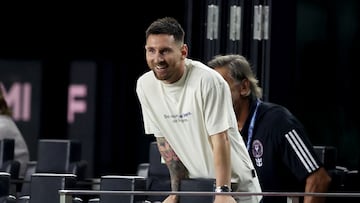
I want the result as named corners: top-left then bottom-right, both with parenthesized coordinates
top-left (252, 139), bottom-right (263, 167)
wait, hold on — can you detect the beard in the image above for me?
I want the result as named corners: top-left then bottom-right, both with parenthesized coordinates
top-left (151, 61), bottom-right (171, 81)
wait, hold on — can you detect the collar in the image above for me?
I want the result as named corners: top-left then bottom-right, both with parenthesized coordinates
top-left (240, 97), bottom-right (261, 138)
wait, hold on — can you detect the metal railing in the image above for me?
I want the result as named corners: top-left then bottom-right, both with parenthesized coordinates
top-left (59, 190), bottom-right (360, 203)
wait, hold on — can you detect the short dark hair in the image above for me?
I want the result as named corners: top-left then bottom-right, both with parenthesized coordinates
top-left (145, 17), bottom-right (185, 43)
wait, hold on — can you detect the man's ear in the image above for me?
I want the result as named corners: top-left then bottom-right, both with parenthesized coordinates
top-left (240, 79), bottom-right (251, 97)
top-left (181, 44), bottom-right (188, 59)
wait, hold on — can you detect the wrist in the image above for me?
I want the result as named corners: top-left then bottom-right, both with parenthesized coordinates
top-left (215, 185), bottom-right (231, 192)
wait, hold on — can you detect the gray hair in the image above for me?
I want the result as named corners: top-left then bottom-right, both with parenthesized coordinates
top-left (208, 54), bottom-right (263, 99)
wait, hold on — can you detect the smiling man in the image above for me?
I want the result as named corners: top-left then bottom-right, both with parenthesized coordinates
top-left (136, 17), bottom-right (263, 203)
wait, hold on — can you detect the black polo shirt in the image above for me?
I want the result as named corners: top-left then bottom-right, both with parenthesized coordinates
top-left (241, 99), bottom-right (323, 203)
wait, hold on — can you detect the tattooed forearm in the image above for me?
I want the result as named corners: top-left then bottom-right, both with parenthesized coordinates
top-left (156, 137), bottom-right (189, 191)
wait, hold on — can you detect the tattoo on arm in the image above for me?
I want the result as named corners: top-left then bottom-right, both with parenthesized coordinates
top-left (156, 137), bottom-right (189, 191)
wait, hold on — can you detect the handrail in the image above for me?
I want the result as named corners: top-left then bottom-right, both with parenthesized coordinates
top-left (59, 190), bottom-right (360, 203)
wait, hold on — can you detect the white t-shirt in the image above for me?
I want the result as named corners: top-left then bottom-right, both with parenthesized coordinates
top-left (0, 115), bottom-right (30, 178)
top-left (136, 58), bottom-right (262, 202)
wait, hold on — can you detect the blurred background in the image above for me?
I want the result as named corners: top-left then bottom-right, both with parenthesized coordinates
top-left (0, 0), bottom-right (359, 180)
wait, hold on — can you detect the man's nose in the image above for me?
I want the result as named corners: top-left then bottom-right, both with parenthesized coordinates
top-left (153, 52), bottom-right (164, 63)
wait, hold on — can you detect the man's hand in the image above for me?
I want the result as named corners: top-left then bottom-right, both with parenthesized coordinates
top-left (214, 195), bottom-right (237, 203)
top-left (162, 195), bottom-right (178, 203)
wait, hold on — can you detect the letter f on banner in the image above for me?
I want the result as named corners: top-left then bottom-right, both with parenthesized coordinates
top-left (68, 84), bottom-right (87, 123)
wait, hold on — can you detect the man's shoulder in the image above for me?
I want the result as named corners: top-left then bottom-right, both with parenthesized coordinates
top-left (258, 102), bottom-right (295, 122)
top-left (137, 71), bottom-right (155, 85)
top-left (0, 115), bottom-right (13, 125)
top-left (186, 58), bottom-right (225, 83)
top-left (261, 102), bottom-right (291, 115)
top-left (186, 58), bottom-right (213, 73)
top-left (136, 71), bottom-right (158, 96)
top-left (138, 70), bottom-right (153, 80)
top-left (0, 115), bottom-right (18, 136)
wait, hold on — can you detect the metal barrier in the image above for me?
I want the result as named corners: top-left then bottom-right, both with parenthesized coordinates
top-left (59, 190), bottom-right (360, 203)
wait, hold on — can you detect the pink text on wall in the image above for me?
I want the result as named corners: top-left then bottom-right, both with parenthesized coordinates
top-left (0, 82), bottom-right (88, 123)
top-left (1, 82), bottom-right (31, 121)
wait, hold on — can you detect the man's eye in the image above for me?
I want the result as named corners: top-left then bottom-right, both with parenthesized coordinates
top-left (147, 49), bottom-right (155, 54)
top-left (160, 49), bottom-right (170, 55)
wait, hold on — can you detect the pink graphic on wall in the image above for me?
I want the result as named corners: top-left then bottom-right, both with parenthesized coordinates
top-left (67, 84), bottom-right (87, 123)
top-left (0, 82), bottom-right (31, 121)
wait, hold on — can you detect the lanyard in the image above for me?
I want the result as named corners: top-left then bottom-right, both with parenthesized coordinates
top-left (247, 99), bottom-right (260, 150)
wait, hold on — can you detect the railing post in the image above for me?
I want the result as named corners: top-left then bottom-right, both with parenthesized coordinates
top-left (287, 196), bottom-right (299, 203)
top-left (59, 192), bottom-right (72, 203)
